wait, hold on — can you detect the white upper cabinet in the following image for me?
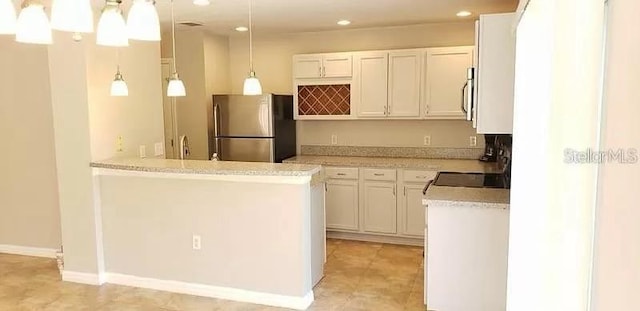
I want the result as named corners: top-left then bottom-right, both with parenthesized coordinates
top-left (423, 46), bottom-right (474, 119)
top-left (354, 52), bottom-right (389, 117)
top-left (388, 51), bottom-right (422, 118)
top-left (293, 54), bottom-right (323, 79)
top-left (293, 53), bottom-right (352, 79)
top-left (323, 53), bottom-right (353, 78)
top-left (474, 13), bottom-right (517, 134)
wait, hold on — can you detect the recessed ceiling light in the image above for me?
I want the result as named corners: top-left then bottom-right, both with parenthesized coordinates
top-left (193, 0), bottom-right (211, 6)
top-left (235, 26), bottom-right (248, 32)
top-left (456, 11), bottom-right (472, 17)
top-left (337, 20), bottom-right (351, 26)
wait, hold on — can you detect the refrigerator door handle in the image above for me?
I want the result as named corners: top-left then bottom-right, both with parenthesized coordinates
top-left (461, 81), bottom-right (469, 113)
top-left (213, 104), bottom-right (222, 159)
top-left (466, 68), bottom-right (475, 121)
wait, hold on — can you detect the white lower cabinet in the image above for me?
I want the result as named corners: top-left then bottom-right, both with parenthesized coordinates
top-left (325, 179), bottom-right (359, 231)
top-left (324, 167), bottom-right (435, 243)
top-left (363, 181), bottom-right (397, 234)
top-left (400, 184), bottom-right (427, 237)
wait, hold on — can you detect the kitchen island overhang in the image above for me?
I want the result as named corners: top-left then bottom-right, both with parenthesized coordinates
top-left (75, 158), bottom-right (325, 310)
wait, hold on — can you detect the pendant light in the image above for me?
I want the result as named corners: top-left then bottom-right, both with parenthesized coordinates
top-left (96, 0), bottom-right (128, 47)
top-left (243, 0), bottom-right (262, 95)
top-left (111, 50), bottom-right (128, 97)
top-left (15, 1), bottom-right (52, 45)
top-left (193, 0), bottom-right (210, 6)
top-left (167, 0), bottom-right (186, 97)
top-left (50, 0), bottom-right (94, 34)
top-left (0, 0), bottom-right (17, 34)
top-left (127, 0), bottom-right (161, 41)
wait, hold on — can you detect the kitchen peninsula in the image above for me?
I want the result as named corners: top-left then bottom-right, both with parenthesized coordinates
top-left (88, 158), bottom-right (325, 310)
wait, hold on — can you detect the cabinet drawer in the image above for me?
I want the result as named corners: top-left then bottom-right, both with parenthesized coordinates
top-left (363, 168), bottom-right (397, 181)
top-left (403, 170), bottom-right (437, 183)
top-left (325, 167), bottom-right (359, 180)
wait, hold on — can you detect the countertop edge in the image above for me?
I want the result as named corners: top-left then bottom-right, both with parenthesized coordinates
top-left (90, 162), bottom-right (322, 178)
top-left (426, 199), bottom-right (510, 210)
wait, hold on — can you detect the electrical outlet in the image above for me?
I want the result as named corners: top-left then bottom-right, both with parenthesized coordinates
top-left (139, 145), bottom-right (146, 158)
top-left (423, 135), bottom-right (431, 146)
top-left (116, 136), bottom-right (124, 152)
top-left (331, 134), bottom-right (338, 145)
top-left (192, 235), bottom-right (201, 250)
top-left (154, 142), bottom-right (164, 156)
top-left (470, 136), bottom-right (478, 147)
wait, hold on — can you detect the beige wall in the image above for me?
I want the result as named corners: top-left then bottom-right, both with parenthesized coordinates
top-left (86, 40), bottom-right (165, 161)
top-left (0, 38), bottom-right (61, 250)
top-left (591, 0), bottom-right (640, 309)
top-left (162, 29), bottom-right (231, 160)
top-left (228, 22), bottom-right (482, 149)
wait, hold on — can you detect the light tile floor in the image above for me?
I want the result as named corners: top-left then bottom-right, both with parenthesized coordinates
top-left (0, 239), bottom-right (425, 310)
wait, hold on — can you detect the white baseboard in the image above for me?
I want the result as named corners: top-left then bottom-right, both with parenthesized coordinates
top-left (327, 231), bottom-right (424, 246)
top-left (0, 244), bottom-right (57, 258)
top-left (62, 271), bottom-right (106, 286)
top-left (105, 273), bottom-right (314, 310)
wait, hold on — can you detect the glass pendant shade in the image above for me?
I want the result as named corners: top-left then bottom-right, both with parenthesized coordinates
top-left (0, 0), bottom-right (17, 34)
top-left (193, 0), bottom-right (210, 6)
top-left (51, 0), bottom-right (94, 33)
top-left (243, 72), bottom-right (263, 96)
top-left (127, 0), bottom-right (161, 41)
top-left (96, 5), bottom-right (128, 47)
top-left (167, 74), bottom-right (186, 97)
top-left (15, 4), bottom-right (52, 44)
top-left (110, 71), bottom-right (128, 97)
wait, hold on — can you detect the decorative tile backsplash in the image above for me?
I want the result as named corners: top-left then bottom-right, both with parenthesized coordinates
top-left (298, 84), bottom-right (350, 116)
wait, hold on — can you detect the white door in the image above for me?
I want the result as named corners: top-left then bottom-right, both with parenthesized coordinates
top-left (363, 181), bottom-right (397, 234)
top-left (293, 55), bottom-right (323, 79)
top-left (401, 184), bottom-right (426, 237)
top-left (388, 51), bottom-right (422, 118)
top-left (325, 179), bottom-right (359, 231)
top-left (354, 52), bottom-right (389, 118)
top-left (161, 59), bottom-right (177, 159)
top-left (423, 47), bottom-right (474, 119)
top-left (323, 53), bottom-right (353, 78)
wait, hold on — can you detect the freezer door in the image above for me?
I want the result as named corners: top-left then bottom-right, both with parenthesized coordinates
top-left (216, 137), bottom-right (274, 162)
top-left (213, 94), bottom-right (273, 137)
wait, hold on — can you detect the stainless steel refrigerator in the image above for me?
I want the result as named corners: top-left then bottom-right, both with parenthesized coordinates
top-left (210, 94), bottom-right (296, 163)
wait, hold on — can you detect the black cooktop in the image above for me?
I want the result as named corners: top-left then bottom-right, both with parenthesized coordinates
top-left (433, 172), bottom-right (510, 189)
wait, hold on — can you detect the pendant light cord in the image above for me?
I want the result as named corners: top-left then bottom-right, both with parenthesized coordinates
top-left (171, 0), bottom-right (177, 74)
top-left (249, 0), bottom-right (253, 72)
top-left (116, 48), bottom-right (120, 73)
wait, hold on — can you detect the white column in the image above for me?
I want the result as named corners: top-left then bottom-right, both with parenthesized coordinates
top-left (507, 0), bottom-right (605, 310)
top-left (47, 32), bottom-right (104, 283)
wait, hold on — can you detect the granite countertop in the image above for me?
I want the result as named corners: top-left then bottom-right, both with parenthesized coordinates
top-left (283, 155), bottom-right (502, 173)
top-left (425, 185), bottom-right (510, 209)
top-left (91, 158), bottom-right (322, 177)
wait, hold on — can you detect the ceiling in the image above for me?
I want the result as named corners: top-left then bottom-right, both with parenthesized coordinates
top-left (34, 0), bottom-right (518, 36)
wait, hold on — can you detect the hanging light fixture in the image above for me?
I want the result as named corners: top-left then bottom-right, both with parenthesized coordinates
top-left (111, 69), bottom-right (129, 96)
top-left (167, 0), bottom-right (186, 97)
top-left (193, 0), bottom-right (210, 6)
top-left (243, 0), bottom-right (262, 95)
top-left (50, 0), bottom-right (94, 34)
top-left (96, 0), bottom-right (128, 47)
top-left (15, 1), bottom-right (52, 45)
top-left (0, 0), bottom-right (17, 35)
top-left (127, 0), bottom-right (161, 41)
top-left (111, 49), bottom-right (128, 97)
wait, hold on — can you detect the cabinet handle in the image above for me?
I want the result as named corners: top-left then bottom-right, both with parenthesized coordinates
top-left (336, 173), bottom-right (347, 176)
top-left (403, 186), bottom-right (407, 196)
top-left (374, 173), bottom-right (385, 176)
top-left (393, 187), bottom-right (396, 196)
